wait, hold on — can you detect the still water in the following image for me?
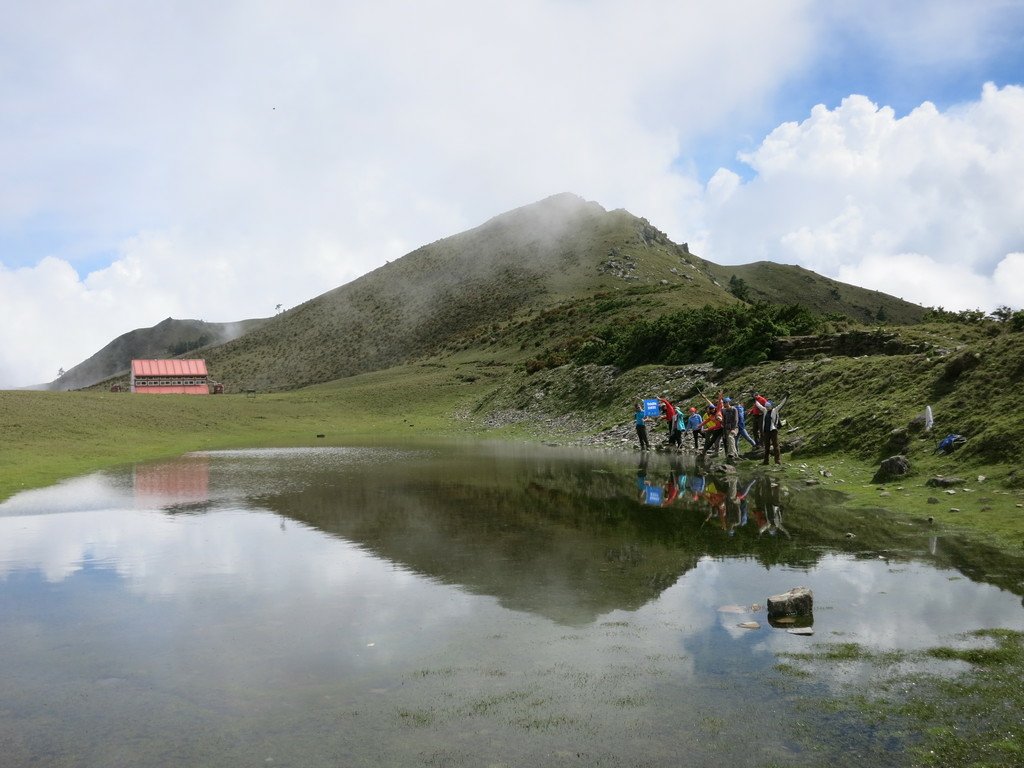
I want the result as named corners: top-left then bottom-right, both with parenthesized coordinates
top-left (1, 443), bottom-right (1022, 767)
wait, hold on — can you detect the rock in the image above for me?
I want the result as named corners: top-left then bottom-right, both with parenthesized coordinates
top-left (907, 413), bottom-right (929, 434)
top-left (949, 508), bottom-right (961, 513)
top-left (767, 587), bottom-right (813, 618)
top-left (872, 455), bottom-right (910, 483)
top-left (927, 497), bottom-right (939, 504)
top-left (738, 621), bottom-right (760, 630)
top-left (927, 476), bottom-right (965, 488)
top-left (786, 627), bottom-right (814, 636)
top-left (885, 427), bottom-right (911, 455)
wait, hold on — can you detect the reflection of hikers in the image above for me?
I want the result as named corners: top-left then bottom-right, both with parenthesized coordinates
top-left (686, 407), bottom-right (703, 451)
top-left (753, 475), bottom-right (788, 537)
top-left (635, 453), bottom-right (649, 493)
top-left (661, 472), bottom-right (680, 506)
top-left (721, 396), bottom-right (739, 462)
top-left (634, 403), bottom-right (651, 451)
top-left (761, 394), bottom-right (788, 465)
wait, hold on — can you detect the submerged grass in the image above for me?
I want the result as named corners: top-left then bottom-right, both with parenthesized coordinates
top-left (776, 629), bottom-right (1024, 767)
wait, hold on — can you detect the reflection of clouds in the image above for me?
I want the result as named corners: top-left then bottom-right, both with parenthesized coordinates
top-left (0, 473), bottom-right (131, 518)
top-left (651, 555), bottom-right (1024, 662)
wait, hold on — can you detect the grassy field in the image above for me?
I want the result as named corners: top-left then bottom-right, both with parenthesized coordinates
top-left (0, 362), bottom-right (496, 501)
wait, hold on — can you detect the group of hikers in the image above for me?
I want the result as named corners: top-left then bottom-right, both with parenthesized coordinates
top-left (633, 389), bottom-right (789, 465)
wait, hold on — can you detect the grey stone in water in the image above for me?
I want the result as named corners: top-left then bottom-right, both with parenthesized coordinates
top-left (767, 586), bottom-right (813, 618)
top-left (787, 627), bottom-right (814, 636)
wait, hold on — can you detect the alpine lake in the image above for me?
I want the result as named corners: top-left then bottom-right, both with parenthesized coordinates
top-left (1, 441), bottom-right (1022, 768)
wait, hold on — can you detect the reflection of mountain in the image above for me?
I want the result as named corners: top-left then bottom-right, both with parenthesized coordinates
top-left (252, 453), bottom-right (816, 625)
top-left (264, 487), bottom-right (683, 625)
top-left (142, 446), bottom-right (1023, 624)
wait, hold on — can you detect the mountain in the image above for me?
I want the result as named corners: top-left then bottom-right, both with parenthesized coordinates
top-left (50, 317), bottom-right (268, 391)
top-left (79, 193), bottom-right (928, 393)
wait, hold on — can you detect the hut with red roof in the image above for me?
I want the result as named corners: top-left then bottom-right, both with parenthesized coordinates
top-left (130, 359), bottom-right (210, 395)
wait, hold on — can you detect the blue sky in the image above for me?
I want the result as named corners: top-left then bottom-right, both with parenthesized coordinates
top-left (1, 1), bottom-right (1023, 388)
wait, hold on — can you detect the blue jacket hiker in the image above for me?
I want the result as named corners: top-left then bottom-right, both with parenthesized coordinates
top-left (736, 402), bottom-right (757, 448)
top-left (634, 404), bottom-right (651, 451)
top-left (686, 407), bottom-right (703, 450)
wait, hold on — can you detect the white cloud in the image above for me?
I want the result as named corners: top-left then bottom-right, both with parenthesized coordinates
top-left (0, 2), bottom-right (1022, 387)
top-left (701, 83), bottom-right (1024, 312)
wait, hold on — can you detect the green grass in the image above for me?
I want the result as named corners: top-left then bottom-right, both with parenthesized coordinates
top-left (0, 362), bottom-right (495, 501)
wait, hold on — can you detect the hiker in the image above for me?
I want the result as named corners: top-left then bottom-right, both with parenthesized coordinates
top-left (721, 396), bottom-right (739, 462)
top-left (673, 405), bottom-right (687, 449)
top-left (700, 402), bottom-right (723, 460)
top-left (761, 394), bottom-right (789, 465)
top-left (686, 407), bottom-right (703, 451)
top-left (749, 392), bottom-right (770, 446)
top-left (633, 402), bottom-right (651, 451)
top-left (736, 399), bottom-right (757, 450)
top-left (658, 397), bottom-right (678, 446)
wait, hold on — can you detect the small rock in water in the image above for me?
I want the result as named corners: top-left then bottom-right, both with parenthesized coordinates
top-left (738, 621), bottom-right (760, 630)
top-left (787, 627), bottom-right (814, 636)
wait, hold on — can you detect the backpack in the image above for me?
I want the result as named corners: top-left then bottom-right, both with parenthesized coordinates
top-left (936, 434), bottom-right (966, 454)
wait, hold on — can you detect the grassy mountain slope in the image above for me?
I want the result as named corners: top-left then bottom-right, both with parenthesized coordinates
top-left (194, 193), bottom-right (737, 391)
top-left (51, 317), bottom-right (268, 391)
top-left (85, 193), bottom-right (932, 394)
top-left (704, 261), bottom-right (928, 325)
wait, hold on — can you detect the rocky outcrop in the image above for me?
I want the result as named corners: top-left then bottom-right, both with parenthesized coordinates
top-left (873, 455), bottom-right (911, 483)
top-left (772, 330), bottom-right (929, 360)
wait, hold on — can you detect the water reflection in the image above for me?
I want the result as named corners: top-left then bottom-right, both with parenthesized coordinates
top-left (636, 456), bottom-right (789, 538)
top-left (1, 445), bottom-right (1023, 767)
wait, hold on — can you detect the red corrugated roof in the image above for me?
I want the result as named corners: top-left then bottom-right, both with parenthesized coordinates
top-left (132, 359), bottom-right (208, 376)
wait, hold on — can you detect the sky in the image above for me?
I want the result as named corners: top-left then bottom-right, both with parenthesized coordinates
top-left (2, 0), bottom-right (1024, 389)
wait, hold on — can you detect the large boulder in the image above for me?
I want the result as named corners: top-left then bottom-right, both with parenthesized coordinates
top-left (767, 587), bottom-right (813, 619)
top-left (872, 454), bottom-right (910, 483)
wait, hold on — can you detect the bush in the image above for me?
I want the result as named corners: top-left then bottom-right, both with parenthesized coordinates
top-left (573, 303), bottom-right (822, 370)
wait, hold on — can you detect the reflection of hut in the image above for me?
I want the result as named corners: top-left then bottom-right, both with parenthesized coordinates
top-left (133, 456), bottom-right (210, 507)
top-left (130, 359), bottom-right (209, 394)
